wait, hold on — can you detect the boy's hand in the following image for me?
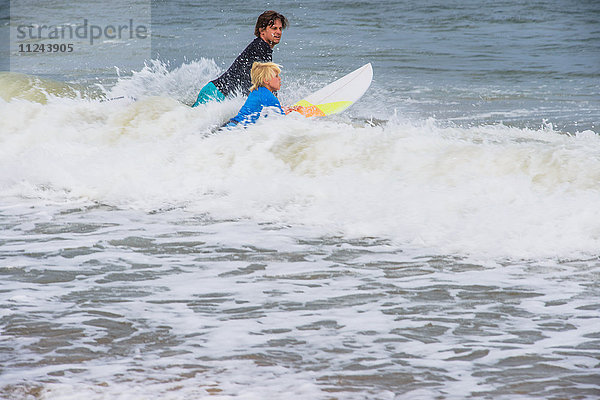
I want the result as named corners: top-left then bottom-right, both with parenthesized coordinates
top-left (284, 105), bottom-right (305, 114)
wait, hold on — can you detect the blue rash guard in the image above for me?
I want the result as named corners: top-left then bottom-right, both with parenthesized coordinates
top-left (226, 86), bottom-right (284, 127)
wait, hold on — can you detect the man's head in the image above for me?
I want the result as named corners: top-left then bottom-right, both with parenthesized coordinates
top-left (255, 10), bottom-right (288, 48)
top-left (250, 62), bottom-right (282, 92)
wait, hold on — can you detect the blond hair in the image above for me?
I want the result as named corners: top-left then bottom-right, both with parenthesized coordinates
top-left (250, 62), bottom-right (281, 91)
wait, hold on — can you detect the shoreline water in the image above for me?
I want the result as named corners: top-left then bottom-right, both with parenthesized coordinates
top-left (2, 1), bottom-right (599, 398)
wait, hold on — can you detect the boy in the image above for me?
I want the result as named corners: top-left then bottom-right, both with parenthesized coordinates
top-left (224, 62), bottom-right (302, 127)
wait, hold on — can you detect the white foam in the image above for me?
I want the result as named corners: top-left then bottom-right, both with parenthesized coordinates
top-left (1, 63), bottom-right (600, 261)
top-left (107, 58), bottom-right (223, 104)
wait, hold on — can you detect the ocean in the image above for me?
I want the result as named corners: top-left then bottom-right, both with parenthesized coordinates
top-left (1, 0), bottom-right (599, 399)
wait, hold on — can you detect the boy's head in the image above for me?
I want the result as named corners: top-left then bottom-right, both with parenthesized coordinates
top-left (250, 62), bottom-right (282, 92)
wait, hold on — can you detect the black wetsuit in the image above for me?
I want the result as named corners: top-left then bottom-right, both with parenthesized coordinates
top-left (211, 37), bottom-right (273, 97)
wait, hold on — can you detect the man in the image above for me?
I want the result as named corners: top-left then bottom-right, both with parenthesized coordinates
top-left (192, 10), bottom-right (288, 107)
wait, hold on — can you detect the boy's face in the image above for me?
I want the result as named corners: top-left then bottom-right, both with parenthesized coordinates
top-left (264, 73), bottom-right (281, 92)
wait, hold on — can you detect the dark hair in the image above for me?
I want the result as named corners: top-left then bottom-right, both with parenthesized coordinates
top-left (254, 10), bottom-right (288, 37)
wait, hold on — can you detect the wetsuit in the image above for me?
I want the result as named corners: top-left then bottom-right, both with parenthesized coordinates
top-left (225, 86), bottom-right (284, 127)
top-left (193, 38), bottom-right (272, 107)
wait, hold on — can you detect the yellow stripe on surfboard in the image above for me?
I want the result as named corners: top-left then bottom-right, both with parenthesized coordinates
top-left (294, 99), bottom-right (354, 117)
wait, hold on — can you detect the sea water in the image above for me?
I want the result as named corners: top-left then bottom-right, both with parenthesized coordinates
top-left (1, 1), bottom-right (599, 399)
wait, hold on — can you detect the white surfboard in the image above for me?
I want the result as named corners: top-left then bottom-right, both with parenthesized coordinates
top-left (293, 63), bottom-right (373, 117)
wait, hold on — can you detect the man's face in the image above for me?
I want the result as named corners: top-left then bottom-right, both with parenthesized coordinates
top-left (260, 19), bottom-right (283, 47)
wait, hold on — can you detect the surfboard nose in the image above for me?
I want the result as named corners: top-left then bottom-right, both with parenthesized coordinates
top-left (293, 63), bottom-right (373, 117)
